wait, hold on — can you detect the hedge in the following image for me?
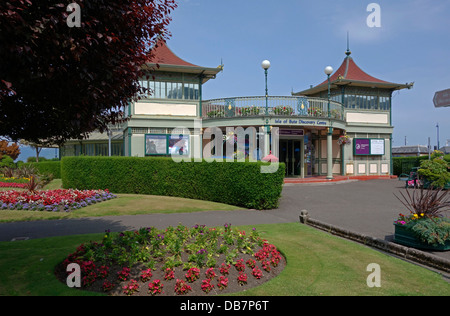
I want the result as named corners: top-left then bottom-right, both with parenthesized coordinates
top-left (24, 161), bottom-right (61, 178)
top-left (61, 157), bottom-right (285, 210)
top-left (393, 155), bottom-right (450, 176)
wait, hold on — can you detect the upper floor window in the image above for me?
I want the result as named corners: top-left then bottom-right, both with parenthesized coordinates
top-left (139, 80), bottom-right (200, 101)
top-left (343, 94), bottom-right (391, 111)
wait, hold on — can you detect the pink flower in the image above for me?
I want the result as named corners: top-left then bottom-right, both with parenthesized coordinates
top-left (237, 272), bottom-right (247, 285)
top-left (217, 276), bottom-right (228, 290)
top-left (148, 280), bottom-right (164, 296)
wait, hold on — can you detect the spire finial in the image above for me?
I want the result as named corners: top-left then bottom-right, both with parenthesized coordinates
top-left (346, 31), bottom-right (351, 56)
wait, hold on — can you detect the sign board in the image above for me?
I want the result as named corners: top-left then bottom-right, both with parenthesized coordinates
top-left (354, 139), bottom-right (385, 156)
top-left (273, 118), bottom-right (327, 127)
top-left (433, 89), bottom-right (450, 108)
top-left (354, 139), bottom-right (370, 155)
top-left (145, 134), bottom-right (190, 156)
top-left (370, 139), bottom-right (385, 155)
top-left (279, 129), bottom-right (304, 136)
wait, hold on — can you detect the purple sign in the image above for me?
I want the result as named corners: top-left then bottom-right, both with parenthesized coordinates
top-left (354, 139), bottom-right (370, 155)
top-left (279, 129), bottom-right (304, 136)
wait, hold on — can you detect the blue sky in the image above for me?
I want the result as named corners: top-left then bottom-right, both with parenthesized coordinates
top-left (19, 0), bottom-right (450, 161)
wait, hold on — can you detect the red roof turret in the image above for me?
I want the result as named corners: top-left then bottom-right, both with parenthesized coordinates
top-left (148, 39), bottom-right (200, 67)
top-left (143, 38), bottom-right (223, 83)
top-left (294, 50), bottom-right (413, 96)
top-left (317, 53), bottom-right (389, 86)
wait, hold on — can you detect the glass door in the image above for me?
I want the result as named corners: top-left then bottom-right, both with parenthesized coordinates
top-left (280, 140), bottom-right (302, 177)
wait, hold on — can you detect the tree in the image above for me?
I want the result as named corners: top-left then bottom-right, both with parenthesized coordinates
top-left (19, 139), bottom-right (50, 162)
top-left (0, 0), bottom-right (177, 144)
top-left (418, 150), bottom-right (450, 188)
top-left (0, 140), bottom-right (20, 160)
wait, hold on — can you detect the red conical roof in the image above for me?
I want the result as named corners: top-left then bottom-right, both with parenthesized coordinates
top-left (318, 54), bottom-right (389, 86)
top-left (148, 39), bottom-right (199, 68)
top-left (295, 50), bottom-right (413, 96)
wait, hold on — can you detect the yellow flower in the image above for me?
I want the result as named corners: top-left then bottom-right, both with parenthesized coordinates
top-left (420, 213), bottom-right (425, 217)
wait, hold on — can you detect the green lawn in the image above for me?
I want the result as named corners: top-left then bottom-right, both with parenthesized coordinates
top-left (0, 223), bottom-right (448, 296)
top-left (0, 180), bottom-right (242, 222)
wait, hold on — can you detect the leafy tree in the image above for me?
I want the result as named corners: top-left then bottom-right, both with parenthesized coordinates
top-left (418, 150), bottom-right (450, 188)
top-left (0, 140), bottom-right (20, 160)
top-left (0, 0), bottom-right (177, 144)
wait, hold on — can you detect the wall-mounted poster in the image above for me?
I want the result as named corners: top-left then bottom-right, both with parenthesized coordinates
top-left (354, 139), bottom-right (371, 155)
top-left (354, 138), bottom-right (385, 156)
top-left (145, 134), bottom-right (168, 156)
top-left (370, 139), bottom-right (385, 155)
top-left (169, 135), bottom-right (189, 156)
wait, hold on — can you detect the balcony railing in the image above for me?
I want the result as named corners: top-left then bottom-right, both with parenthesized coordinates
top-left (202, 96), bottom-right (344, 120)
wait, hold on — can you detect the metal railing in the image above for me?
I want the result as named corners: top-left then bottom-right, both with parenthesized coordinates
top-left (202, 96), bottom-right (344, 120)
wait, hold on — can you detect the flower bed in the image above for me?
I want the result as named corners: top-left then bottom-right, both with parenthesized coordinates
top-left (394, 187), bottom-right (450, 250)
top-left (0, 176), bottom-right (30, 189)
top-left (0, 189), bottom-right (117, 212)
top-left (0, 182), bottom-right (27, 189)
top-left (0, 176), bottom-right (30, 183)
top-left (56, 224), bottom-right (286, 296)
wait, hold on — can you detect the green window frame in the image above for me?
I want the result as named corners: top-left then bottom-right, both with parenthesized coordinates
top-left (139, 78), bottom-right (200, 101)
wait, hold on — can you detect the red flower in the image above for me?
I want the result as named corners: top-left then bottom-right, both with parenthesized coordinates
top-left (148, 280), bottom-right (164, 296)
top-left (237, 272), bottom-right (247, 285)
top-left (201, 279), bottom-right (214, 293)
top-left (175, 279), bottom-right (192, 295)
top-left (217, 276), bottom-right (228, 290)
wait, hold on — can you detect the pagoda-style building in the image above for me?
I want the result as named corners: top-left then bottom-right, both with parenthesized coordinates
top-left (123, 39), bottom-right (222, 158)
top-left (61, 39), bottom-right (413, 179)
top-left (61, 39), bottom-right (222, 158)
top-left (293, 47), bottom-right (413, 176)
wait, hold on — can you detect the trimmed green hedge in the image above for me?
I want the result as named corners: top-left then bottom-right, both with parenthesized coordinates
top-left (24, 161), bottom-right (61, 178)
top-left (393, 155), bottom-right (450, 176)
top-left (61, 157), bottom-right (285, 210)
top-left (393, 156), bottom-right (428, 176)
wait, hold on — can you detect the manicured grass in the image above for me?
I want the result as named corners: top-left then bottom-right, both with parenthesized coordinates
top-left (238, 223), bottom-right (450, 296)
top-left (0, 223), bottom-right (448, 296)
top-left (42, 178), bottom-right (63, 190)
top-left (0, 180), bottom-right (243, 223)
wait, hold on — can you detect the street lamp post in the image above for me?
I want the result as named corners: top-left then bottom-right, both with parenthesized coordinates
top-left (437, 123), bottom-right (440, 151)
top-left (262, 60), bottom-right (271, 157)
top-left (324, 66), bottom-right (334, 180)
top-left (262, 60), bottom-right (271, 115)
top-left (325, 66), bottom-right (333, 117)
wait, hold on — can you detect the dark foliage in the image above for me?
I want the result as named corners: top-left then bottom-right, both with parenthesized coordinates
top-left (0, 0), bottom-right (177, 144)
top-left (394, 187), bottom-right (450, 219)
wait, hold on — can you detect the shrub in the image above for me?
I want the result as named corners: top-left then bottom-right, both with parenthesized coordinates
top-left (24, 161), bottom-right (61, 179)
top-left (394, 187), bottom-right (449, 219)
top-left (393, 154), bottom-right (450, 177)
top-left (394, 187), bottom-right (450, 246)
top-left (418, 151), bottom-right (450, 188)
top-left (0, 155), bottom-right (15, 169)
top-left (61, 157), bottom-right (285, 210)
top-left (393, 156), bottom-right (428, 176)
top-left (409, 217), bottom-right (450, 246)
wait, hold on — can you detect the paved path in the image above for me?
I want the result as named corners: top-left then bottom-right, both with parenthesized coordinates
top-left (1, 179), bottom-right (449, 262)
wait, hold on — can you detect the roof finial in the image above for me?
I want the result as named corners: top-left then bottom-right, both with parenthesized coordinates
top-left (346, 31), bottom-right (351, 56)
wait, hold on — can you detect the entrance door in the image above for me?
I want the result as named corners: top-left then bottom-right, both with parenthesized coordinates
top-left (280, 140), bottom-right (302, 177)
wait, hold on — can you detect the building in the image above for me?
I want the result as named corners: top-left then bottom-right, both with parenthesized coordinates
top-left (392, 145), bottom-right (430, 157)
top-left (293, 47), bottom-right (413, 177)
top-left (61, 40), bottom-right (222, 159)
top-left (61, 40), bottom-right (413, 178)
top-left (440, 145), bottom-right (450, 155)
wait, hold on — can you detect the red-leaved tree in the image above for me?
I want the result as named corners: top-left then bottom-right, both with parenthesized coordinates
top-left (0, 140), bottom-right (20, 160)
top-left (0, 0), bottom-right (177, 144)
